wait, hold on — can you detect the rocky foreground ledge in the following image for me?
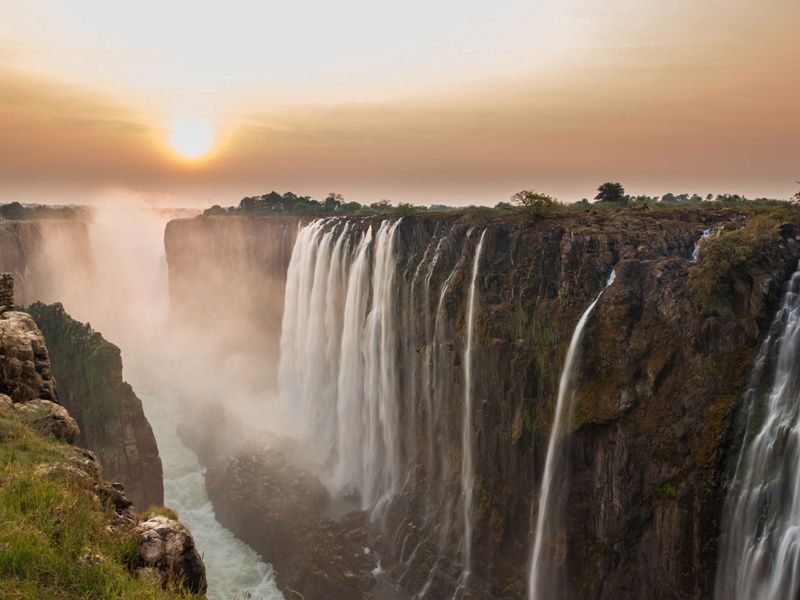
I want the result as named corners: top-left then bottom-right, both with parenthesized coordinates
top-left (0, 277), bottom-right (206, 598)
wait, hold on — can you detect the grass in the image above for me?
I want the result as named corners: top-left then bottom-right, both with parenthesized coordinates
top-left (141, 506), bottom-right (179, 521)
top-left (0, 403), bottom-right (198, 599)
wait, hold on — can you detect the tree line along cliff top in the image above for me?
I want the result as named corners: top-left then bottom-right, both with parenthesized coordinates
top-left (197, 183), bottom-right (800, 221)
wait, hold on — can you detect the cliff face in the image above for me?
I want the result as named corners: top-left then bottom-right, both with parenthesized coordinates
top-left (164, 215), bottom-right (299, 372)
top-left (0, 292), bottom-right (205, 598)
top-left (26, 302), bottom-right (164, 510)
top-left (165, 208), bottom-right (800, 599)
top-left (0, 219), bottom-right (93, 306)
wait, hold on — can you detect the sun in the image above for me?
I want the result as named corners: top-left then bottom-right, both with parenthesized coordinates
top-left (169, 117), bottom-right (213, 160)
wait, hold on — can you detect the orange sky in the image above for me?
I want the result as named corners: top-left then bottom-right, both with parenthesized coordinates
top-left (0, 1), bottom-right (798, 206)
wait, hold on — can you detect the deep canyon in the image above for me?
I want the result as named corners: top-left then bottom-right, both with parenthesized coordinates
top-left (2, 202), bottom-right (800, 599)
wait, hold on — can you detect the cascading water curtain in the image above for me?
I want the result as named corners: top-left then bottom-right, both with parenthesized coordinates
top-left (278, 218), bottom-right (403, 519)
top-left (715, 265), bottom-right (800, 600)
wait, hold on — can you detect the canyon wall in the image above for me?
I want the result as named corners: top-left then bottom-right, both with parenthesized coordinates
top-left (164, 215), bottom-right (299, 374)
top-left (28, 301), bottom-right (164, 510)
top-left (165, 208), bottom-right (800, 599)
top-left (0, 216), bottom-right (165, 510)
top-left (0, 277), bottom-right (205, 597)
top-left (0, 219), bottom-right (93, 306)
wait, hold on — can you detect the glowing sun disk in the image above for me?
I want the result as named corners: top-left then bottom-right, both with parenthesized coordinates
top-left (169, 117), bottom-right (213, 159)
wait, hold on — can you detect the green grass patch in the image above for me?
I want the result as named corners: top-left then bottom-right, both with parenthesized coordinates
top-left (0, 404), bottom-right (197, 599)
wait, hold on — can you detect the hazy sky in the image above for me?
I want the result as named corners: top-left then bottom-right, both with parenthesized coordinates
top-left (0, 0), bottom-right (798, 206)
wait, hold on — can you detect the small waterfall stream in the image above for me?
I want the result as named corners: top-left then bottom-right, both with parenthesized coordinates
top-left (457, 229), bottom-right (487, 592)
top-left (528, 270), bottom-right (616, 600)
top-left (714, 264), bottom-right (800, 600)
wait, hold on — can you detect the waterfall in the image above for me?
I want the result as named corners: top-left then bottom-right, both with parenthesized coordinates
top-left (278, 218), bottom-right (403, 517)
top-left (528, 270), bottom-right (616, 600)
top-left (280, 220), bottom-right (489, 598)
top-left (457, 229), bottom-right (487, 590)
top-left (691, 228), bottom-right (712, 262)
top-left (714, 264), bottom-right (800, 600)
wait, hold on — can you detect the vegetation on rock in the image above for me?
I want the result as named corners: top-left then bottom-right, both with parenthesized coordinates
top-left (0, 401), bottom-right (201, 599)
top-left (27, 302), bottom-right (164, 510)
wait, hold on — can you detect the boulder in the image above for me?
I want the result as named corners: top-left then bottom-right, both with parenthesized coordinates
top-left (0, 310), bottom-right (57, 402)
top-left (13, 398), bottom-right (79, 443)
top-left (136, 516), bottom-right (207, 595)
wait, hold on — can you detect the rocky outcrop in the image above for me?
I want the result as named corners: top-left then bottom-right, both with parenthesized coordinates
top-left (12, 396), bottom-right (80, 443)
top-left (137, 516), bottom-right (207, 595)
top-left (0, 309), bottom-right (57, 402)
top-left (205, 446), bottom-right (380, 599)
top-left (0, 278), bottom-right (205, 598)
top-left (27, 302), bottom-right (163, 510)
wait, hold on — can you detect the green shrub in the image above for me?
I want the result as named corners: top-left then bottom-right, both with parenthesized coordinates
top-left (689, 216), bottom-right (781, 315)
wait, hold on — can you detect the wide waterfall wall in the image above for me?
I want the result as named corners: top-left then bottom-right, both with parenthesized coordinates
top-left (714, 264), bottom-right (800, 600)
top-left (273, 212), bottom-right (717, 599)
top-left (163, 210), bottom-right (800, 599)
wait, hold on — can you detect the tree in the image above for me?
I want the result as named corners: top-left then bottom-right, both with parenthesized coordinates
top-left (511, 189), bottom-right (557, 219)
top-left (370, 199), bottom-right (393, 211)
top-left (323, 192), bottom-right (343, 212)
top-left (594, 182), bottom-right (626, 203)
top-left (793, 182), bottom-right (800, 203)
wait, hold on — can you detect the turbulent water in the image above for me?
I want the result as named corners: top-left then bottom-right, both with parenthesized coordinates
top-left (130, 368), bottom-right (284, 600)
top-left (691, 227), bottom-right (712, 262)
top-left (528, 270), bottom-right (616, 600)
top-left (714, 264), bottom-right (800, 600)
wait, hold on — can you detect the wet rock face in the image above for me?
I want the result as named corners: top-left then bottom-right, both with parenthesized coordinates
top-left (563, 228), bottom-right (800, 598)
top-left (0, 310), bottom-right (57, 402)
top-left (136, 516), bottom-right (207, 595)
top-left (27, 302), bottom-right (164, 510)
top-left (205, 447), bottom-right (379, 600)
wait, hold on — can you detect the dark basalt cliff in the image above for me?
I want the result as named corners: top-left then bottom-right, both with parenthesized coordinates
top-left (26, 302), bottom-right (164, 510)
top-left (165, 207), bottom-right (800, 599)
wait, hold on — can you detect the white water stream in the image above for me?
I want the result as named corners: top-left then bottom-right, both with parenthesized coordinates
top-left (528, 270), bottom-right (615, 600)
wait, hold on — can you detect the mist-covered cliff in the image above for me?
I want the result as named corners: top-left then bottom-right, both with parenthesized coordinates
top-left (164, 207), bottom-right (800, 599)
top-left (0, 219), bottom-right (93, 306)
top-left (164, 215), bottom-right (299, 372)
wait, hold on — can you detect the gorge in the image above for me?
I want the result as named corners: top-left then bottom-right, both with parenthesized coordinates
top-left (4, 201), bottom-right (800, 599)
